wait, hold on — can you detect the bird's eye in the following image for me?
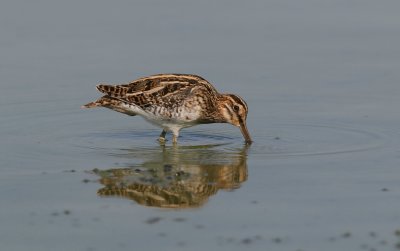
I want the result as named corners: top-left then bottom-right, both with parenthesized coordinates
top-left (233, 105), bottom-right (240, 112)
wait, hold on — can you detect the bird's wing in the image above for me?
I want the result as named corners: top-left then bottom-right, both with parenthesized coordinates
top-left (96, 74), bottom-right (219, 109)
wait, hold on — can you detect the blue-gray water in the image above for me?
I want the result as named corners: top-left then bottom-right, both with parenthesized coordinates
top-left (1, 0), bottom-right (400, 250)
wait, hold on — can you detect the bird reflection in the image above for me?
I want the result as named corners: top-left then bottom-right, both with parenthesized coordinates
top-left (93, 144), bottom-right (249, 209)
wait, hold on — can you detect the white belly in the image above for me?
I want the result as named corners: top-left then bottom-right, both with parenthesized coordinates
top-left (122, 103), bottom-right (201, 133)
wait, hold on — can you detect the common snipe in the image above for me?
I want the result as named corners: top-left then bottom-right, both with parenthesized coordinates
top-left (82, 73), bottom-right (252, 144)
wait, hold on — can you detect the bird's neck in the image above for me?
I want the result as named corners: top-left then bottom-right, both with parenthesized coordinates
top-left (197, 95), bottom-right (228, 124)
top-left (214, 95), bottom-right (231, 123)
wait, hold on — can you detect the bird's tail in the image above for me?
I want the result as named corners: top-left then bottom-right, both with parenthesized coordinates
top-left (81, 101), bottom-right (98, 108)
top-left (81, 96), bottom-right (138, 116)
top-left (81, 96), bottom-right (112, 109)
top-left (96, 84), bottom-right (127, 98)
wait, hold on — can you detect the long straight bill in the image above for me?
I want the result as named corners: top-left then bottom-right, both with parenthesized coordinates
top-left (240, 122), bottom-right (252, 144)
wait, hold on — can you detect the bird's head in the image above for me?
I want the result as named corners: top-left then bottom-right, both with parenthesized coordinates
top-left (219, 94), bottom-right (252, 144)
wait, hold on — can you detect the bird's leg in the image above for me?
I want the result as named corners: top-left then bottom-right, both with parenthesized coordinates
top-left (158, 129), bottom-right (167, 143)
top-left (172, 130), bottom-right (179, 144)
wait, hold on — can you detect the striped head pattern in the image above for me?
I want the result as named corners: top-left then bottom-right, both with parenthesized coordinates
top-left (219, 94), bottom-right (252, 144)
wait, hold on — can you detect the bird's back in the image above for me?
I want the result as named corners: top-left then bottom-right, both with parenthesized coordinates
top-left (96, 73), bottom-right (218, 102)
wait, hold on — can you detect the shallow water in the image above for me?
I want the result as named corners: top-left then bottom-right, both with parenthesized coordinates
top-left (1, 0), bottom-right (400, 250)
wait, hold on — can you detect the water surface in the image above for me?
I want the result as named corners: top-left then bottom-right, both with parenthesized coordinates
top-left (1, 0), bottom-right (400, 250)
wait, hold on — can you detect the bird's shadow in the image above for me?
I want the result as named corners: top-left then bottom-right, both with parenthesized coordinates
top-left (91, 144), bottom-right (249, 209)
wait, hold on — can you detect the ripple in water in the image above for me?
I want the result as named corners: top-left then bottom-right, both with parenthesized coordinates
top-left (250, 122), bottom-right (386, 157)
top-left (75, 122), bottom-right (386, 158)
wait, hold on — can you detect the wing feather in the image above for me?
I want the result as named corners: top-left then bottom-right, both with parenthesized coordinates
top-left (96, 74), bottom-right (219, 109)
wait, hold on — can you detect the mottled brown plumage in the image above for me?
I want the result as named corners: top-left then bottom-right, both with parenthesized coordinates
top-left (82, 73), bottom-right (252, 144)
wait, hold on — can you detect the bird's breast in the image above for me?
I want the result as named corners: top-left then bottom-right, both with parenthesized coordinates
top-left (145, 104), bottom-right (202, 123)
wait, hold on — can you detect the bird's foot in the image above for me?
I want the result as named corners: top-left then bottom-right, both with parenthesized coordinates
top-left (158, 130), bottom-right (167, 144)
top-left (158, 137), bottom-right (167, 144)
